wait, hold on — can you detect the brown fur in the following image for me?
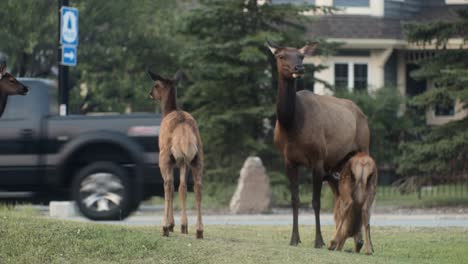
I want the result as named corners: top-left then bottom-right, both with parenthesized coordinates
top-left (148, 70), bottom-right (204, 239)
top-left (0, 61), bottom-right (28, 117)
top-left (329, 153), bottom-right (377, 255)
top-left (266, 40), bottom-right (370, 248)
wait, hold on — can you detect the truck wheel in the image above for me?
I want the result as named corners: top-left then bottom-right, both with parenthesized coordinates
top-left (72, 162), bottom-right (135, 220)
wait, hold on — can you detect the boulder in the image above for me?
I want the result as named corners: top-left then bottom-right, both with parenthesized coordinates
top-left (230, 156), bottom-right (271, 214)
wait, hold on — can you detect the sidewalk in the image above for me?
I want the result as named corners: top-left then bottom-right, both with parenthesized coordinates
top-left (60, 211), bottom-right (468, 227)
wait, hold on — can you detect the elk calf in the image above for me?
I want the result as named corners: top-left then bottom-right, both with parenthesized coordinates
top-left (147, 70), bottom-right (204, 239)
top-left (329, 153), bottom-right (377, 255)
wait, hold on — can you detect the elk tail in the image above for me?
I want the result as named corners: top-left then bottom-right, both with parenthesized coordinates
top-left (171, 124), bottom-right (198, 165)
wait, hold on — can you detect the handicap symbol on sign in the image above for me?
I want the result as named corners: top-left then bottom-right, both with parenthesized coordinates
top-left (61, 7), bottom-right (79, 46)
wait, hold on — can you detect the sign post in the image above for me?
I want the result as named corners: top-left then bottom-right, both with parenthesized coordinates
top-left (58, 0), bottom-right (78, 116)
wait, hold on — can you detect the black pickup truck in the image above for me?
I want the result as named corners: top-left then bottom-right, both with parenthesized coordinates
top-left (0, 78), bottom-right (167, 220)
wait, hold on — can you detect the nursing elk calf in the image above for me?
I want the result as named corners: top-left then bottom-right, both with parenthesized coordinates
top-left (0, 61), bottom-right (29, 117)
top-left (148, 70), bottom-right (204, 239)
top-left (329, 153), bottom-right (377, 255)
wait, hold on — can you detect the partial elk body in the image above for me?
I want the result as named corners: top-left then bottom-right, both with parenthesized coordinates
top-left (329, 152), bottom-right (377, 255)
top-left (0, 61), bottom-right (29, 117)
top-left (147, 70), bottom-right (204, 239)
top-left (265, 40), bottom-right (370, 248)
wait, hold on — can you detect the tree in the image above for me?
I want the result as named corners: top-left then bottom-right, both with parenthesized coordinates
top-left (0, 1), bottom-right (56, 77)
top-left (335, 88), bottom-right (409, 169)
top-left (397, 8), bottom-right (468, 179)
top-left (177, 0), bottom-right (334, 183)
top-left (0, 0), bottom-right (182, 114)
top-left (69, 0), bottom-right (182, 114)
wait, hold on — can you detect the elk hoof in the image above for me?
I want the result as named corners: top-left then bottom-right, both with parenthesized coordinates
top-left (355, 240), bottom-right (364, 253)
top-left (289, 235), bottom-right (301, 246)
top-left (328, 240), bottom-right (337, 251)
top-left (314, 239), bottom-right (325, 248)
top-left (162, 227), bottom-right (170, 237)
top-left (168, 224), bottom-right (175, 232)
top-left (181, 225), bottom-right (188, 234)
top-left (196, 230), bottom-right (204, 239)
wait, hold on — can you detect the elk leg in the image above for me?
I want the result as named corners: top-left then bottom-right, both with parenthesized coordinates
top-left (192, 163), bottom-right (204, 239)
top-left (363, 186), bottom-right (376, 255)
top-left (287, 165), bottom-right (301, 246)
top-left (312, 168), bottom-right (325, 248)
top-left (363, 209), bottom-right (373, 255)
top-left (179, 164), bottom-right (188, 234)
top-left (330, 214), bottom-right (347, 251)
top-left (354, 230), bottom-right (364, 253)
top-left (168, 180), bottom-right (175, 232)
top-left (160, 161), bottom-right (174, 237)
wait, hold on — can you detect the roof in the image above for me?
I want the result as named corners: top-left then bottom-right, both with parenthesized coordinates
top-left (307, 15), bottom-right (404, 40)
top-left (307, 5), bottom-right (468, 40)
top-left (411, 4), bottom-right (468, 22)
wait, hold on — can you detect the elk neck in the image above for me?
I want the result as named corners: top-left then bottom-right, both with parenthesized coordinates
top-left (276, 75), bottom-right (297, 130)
top-left (0, 92), bottom-right (8, 118)
top-left (161, 87), bottom-right (179, 117)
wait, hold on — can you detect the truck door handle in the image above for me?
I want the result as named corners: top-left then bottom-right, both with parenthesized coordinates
top-left (21, 129), bottom-right (33, 138)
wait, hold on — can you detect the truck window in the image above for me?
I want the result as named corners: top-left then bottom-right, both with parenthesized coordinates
top-left (1, 96), bottom-right (26, 119)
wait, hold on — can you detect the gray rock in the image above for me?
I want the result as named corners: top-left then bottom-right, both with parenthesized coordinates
top-left (230, 156), bottom-right (271, 214)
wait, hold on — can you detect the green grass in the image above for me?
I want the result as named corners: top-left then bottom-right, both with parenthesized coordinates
top-left (148, 183), bottom-right (468, 212)
top-left (376, 185), bottom-right (468, 208)
top-left (1, 208), bottom-right (468, 264)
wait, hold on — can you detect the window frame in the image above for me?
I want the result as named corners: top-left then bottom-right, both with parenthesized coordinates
top-left (333, 61), bottom-right (370, 92)
top-left (333, 0), bottom-right (370, 7)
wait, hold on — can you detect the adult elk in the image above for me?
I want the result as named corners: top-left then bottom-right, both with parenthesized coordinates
top-left (329, 152), bottom-right (377, 255)
top-left (266, 40), bottom-right (370, 248)
top-left (148, 70), bottom-right (204, 239)
top-left (0, 61), bottom-right (28, 117)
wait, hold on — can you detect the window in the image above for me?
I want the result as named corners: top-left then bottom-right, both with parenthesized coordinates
top-left (445, 0), bottom-right (468, 5)
top-left (334, 62), bottom-right (368, 91)
top-left (435, 101), bottom-right (455, 116)
top-left (334, 0), bottom-right (369, 7)
top-left (271, 0), bottom-right (316, 4)
top-left (354, 64), bottom-right (368, 91)
top-left (1, 95), bottom-right (26, 119)
top-left (334, 64), bottom-right (348, 90)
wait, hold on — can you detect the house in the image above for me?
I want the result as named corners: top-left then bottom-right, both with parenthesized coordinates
top-left (273, 0), bottom-right (468, 125)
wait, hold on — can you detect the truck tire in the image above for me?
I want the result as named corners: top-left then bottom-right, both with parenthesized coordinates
top-left (72, 162), bottom-right (136, 220)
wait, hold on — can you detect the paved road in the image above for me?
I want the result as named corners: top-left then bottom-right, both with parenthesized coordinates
top-left (56, 211), bottom-right (468, 227)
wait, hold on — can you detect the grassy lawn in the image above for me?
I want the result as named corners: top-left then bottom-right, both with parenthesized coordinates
top-left (376, 185), bottom-right (468, 208)
top-left (148, 183), bottom-right (468, 212)
top-left (1, 208), bottom-right (468, 264)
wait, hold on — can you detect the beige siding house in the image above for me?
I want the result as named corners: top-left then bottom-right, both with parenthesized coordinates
top-left (273, 0), bottom-right (468, 125)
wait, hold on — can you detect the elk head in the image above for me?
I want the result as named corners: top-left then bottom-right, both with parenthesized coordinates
top-left (0, 61), bottom-right (28, 95)
top-left (147, 70), bottom-right (183, 101)
top-left (265, 39), bottom-right (318, 80)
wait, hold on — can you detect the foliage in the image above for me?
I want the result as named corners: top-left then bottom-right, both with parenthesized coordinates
top-left (69, 0), bottom-right (183, 114)
top-left (178, 0), bottom-right (335, 183)
top-left (398, 8), bottom-right (468, 177)
top-left (0, 0), bottom-right (182, 114)
top-left (335, 88), bottom-right (409, 167)
top-left (0, 1), bottom-right (57, 77)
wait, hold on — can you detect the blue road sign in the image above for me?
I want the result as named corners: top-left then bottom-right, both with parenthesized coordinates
top-left (61, 45), bottom-right (77, 66)
top-left (60, 7), bottom-right (79, 46)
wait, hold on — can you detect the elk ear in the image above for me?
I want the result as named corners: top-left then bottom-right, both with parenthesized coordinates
top-left (299, 42), bottom-right (318, 57)
top-left (173, 70), bottom-right (184, 83)
top-left (265, 39), bottom-right (281, 54)
top-left (147, 70), bottom-right (164, 81)
top-left (0, 61), bottom-right (6, 78)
